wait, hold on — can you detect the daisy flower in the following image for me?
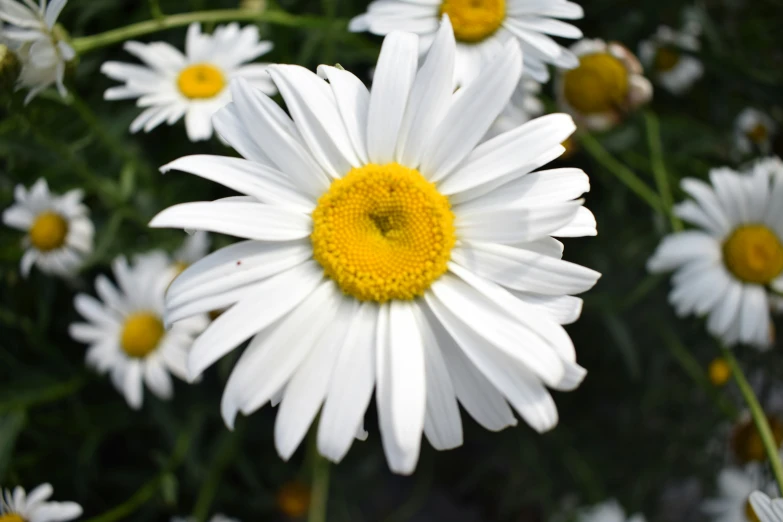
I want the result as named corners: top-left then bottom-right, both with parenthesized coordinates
top-left (647, 158), bottom-right (783, 349)
top-left (0, 0), bottom-right (75, 103)
top-left (2, 178), bottom-right (93, 278)
top-left (150, 20), bottom-right (599, 475)
top-left (69, 251), bottom-right (208, 409)
top-left (0, 483), bottom-right (82, 522)
top-left (485, 77), bottom-right (544, 140)
top-left (749, 491), bottom-right (783, 522)
top-left (638, 25), bottom-right (704, 95)
top-left (702, 464), bottom-right (777, 522)
top-left (735, 109), bottom-right (777, 156)
top-left (349, 1), bottom-right (583, 85)
top-left (557, 39), bottom-right (652, 131)
top-left (578, 500), bottom-right (645, 522)
top-left (101, 23), bottom-right (276, 142)
top-left (731, 411), bottom-right (783, 465)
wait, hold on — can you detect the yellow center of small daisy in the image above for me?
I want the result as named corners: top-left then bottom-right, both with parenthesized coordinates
top-left (653, 47), bottom-right (680, 72)
top-left (311, 163), bottom-right (456, 303)
top-left (747, 123), bottom-right (769, 145)
top-left (732, 415), bottom-right (783, 463)
top-left (439, 0), bottom-right (506, 43)
top-left (177, 63), bottom-right (226, 99)
top-left (707, 357), bottom-right (731, 387)
top-left (723, 225), bottom-right (783, 284)
top-left (120, 312), bottom-right (165, 358)
top-left (0, 514), bottom-right (26, 522)
top-left (276, 481), bottom-right (311, 518)
top-left (745, 499), bottom-right (761, 522)
top-left (563, 52), bottom-right (630, 114)
top-left (29, 211), bottom-right (68, 252)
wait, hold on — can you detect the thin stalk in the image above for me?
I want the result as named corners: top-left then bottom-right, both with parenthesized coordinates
top-left (191, 430), bottom-right (240, 522)
top-left (644, 111), bottom-right (683, 231)
top-left (71, 10), bottom-right (346, 54)
top-left (721, 346), bottom-right (783, 495)
top-left (307, 429), bottom-right (330, 522)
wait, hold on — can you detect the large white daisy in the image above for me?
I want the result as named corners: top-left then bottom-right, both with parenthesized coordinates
top-left (101, 23), bottom-right (276, 142)
top-left (578, 499), bottom-right (646, 522)
top-left (749, 491), bottom-right (783, 522)
top-left (702, 464), bottom-right (777, 522)
top-left (647, 158), bottom-right (783, 349)
top-left (150, 21), bottom-right (599, 475)
top-left (0, 0), bottom-right (74, 103)
top-left (349, 1), bottom-right (583, 85)
top-left (638, 25), bottom-right (704, 95)
top-left (2, 178), bottom-right (93, 278)
top-left (0, 483), bottom-right (82, 522)
top-left (69, 251), bottom-right (208, 409)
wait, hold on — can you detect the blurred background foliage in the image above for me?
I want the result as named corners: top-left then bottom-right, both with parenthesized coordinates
top-left (1, 0), bottom-right (783, 520)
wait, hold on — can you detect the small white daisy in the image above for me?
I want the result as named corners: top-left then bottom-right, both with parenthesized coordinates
top-left (349, 1), bottom-right (583, 85)
top-left (101, 23), bottom-right (276, 142)
top-left (638, 25), bottom-right (704, 95)
top-left (2, 178), bottom-right (93, 278)
top-left (171, 515), bottom-right (239, 522)
top-left (735, 109), bottom-right (777, 156)
top-left (749, 491), bottom-right (783, 522)
top-left (485, 77), bottom-right (544, 140)
top-left (150, 20), bottom-right (599, 475)
top-left (69, 251), bottom-right (208, 409)
top-left (0, 483), bottom-right (82, 522)
top-left (648, 158), bottom-right (783, 349)
top-left (578, 499), bottom-right (646, 522)
top-left (557, 38), bottom-right (653, 131)
top-left (702, 464), bottom-right (777, 522)
top-left (0, 0), bottom-right (75, 103)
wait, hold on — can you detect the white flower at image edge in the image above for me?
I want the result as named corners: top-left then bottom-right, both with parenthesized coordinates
top-left (349, 1), bottom-right (583, 85)
top-left (69, 252), bottom-right (208, 409)
top-left (0, 0), bottom-right (75, 102)
top-left (702, 464), bottom-right (777, 522)
top-left (648, 158), bottom-right (783, 349)
top-left (578, 499), bottom-right (646, 522)
top-left (101, 23), bottom-right (276, 141)
top-left (150, 20), bottom-right (600, 475)
top-left (749, 491), bottom-right (783, 522)
top-left (0, 483), bottom-right (82, 522)
top-left (2, 178), bottom-right (94, 278)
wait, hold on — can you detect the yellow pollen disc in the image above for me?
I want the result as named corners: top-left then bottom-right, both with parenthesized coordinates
top-left (439, 0), bottom-right (505, 43)
top-left (29, 211), bottom-right (68, 252)
top-left (707, 358), bottom-right (731, 387)
top-left (177, 63), bottom-right (226, 99)
top-left (745, 498), bottom-right (761, 522)
top-left (0, 514), bottom-right (25, 522)
top-left (732, 415), bottom-right (783, 463)
top-left (120, 312), bottom-right (165, 358)
top-left (747, 123), bottom-right (769, 145)
top-left (311, 163), bottom-right (456, 303)
top-left (653, 47), bottom-right (680, 72)
top-left (276, 481), bottom-right (311, 518)
top-left (723, 225), bottom-right (783, 284)
top-left (563, 52), bottom-right (630, 114)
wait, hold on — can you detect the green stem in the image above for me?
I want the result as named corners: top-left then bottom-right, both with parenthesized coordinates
top-left (192, 430), bottom-right (240, 522)
top-left (0, 375), bottom-right (88, 413)
top-left (578, 132), bottom-right (666, 216)
top-left (71, 9), bottom-right (346, 54)
top-left (644, 111), bottom-right (683, 231)
top-left (721, 346), bottom-right (783, 495)
top-left (307, 432), bottom-right (330, 522)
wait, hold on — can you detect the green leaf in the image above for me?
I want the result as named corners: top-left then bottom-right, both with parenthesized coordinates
top-left (0, 410), bottom-right (27, 481)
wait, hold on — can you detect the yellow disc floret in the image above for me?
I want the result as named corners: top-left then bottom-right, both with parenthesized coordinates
top-left (732, 415), bottom-right (783, 463)
top-left (723, 225), bottom-right (783, 284)
top-left (120, 312), bottom-right (165, 358)
top-left (439, 0), bottom-right (505, 43)
top-left (563, 52), bottom-right (630, 114)
top-left (177, 63), bottom-right (226, 99)
top-left (311, 163), bottom-right (456, 302)
top-left (0, 514), bottom-right (26, 522)
top-left (745, 498), bottom-right (761, 522)
top-left (747, 123), bottom-right (769, 145)
top-left (708, 358), bottom-right (731, 387)
top-left (29, 211), bottom-right (68, 252)
top-left (277, 481), bottom-right (311, 518)
top-left (654, 47), bottom-right (680, 72)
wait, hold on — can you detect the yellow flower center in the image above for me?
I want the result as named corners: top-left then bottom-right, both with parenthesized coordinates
top-left (723, 225), bottom-right (783, 284)
top-left (654, 47), bottom-right (680, 72)
top-left (745, 498), bottom-right (761, 522)
top-left (563, 52), bottom-right (630, 114)
top-left (708, 358), bottom-right (732, 387)
top-left (29, 211), bottom-right (68, 252)
top-left (732, 415), bottom-right (783, 463)
top-left (439, 0), bottom-right (506, 43)
top-left (0, 514), bottom-right (26, 522)
top-left (177, 63), bottom-right (226, 99)
top-left (120, 312), bottom-right (165, 358)
top-left (311, 163), bottom-right (456, 303)
top-left (276, 481), bottom-right (311, 518)
top-left (747, 123), bottom-right (769, 145)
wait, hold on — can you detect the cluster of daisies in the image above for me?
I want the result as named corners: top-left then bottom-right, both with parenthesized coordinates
top-left (1, 0), bottom-right (782, 520)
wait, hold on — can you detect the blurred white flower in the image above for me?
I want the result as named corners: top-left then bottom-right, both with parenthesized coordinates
top-left (638, 25), bottom-right (703, 95)
top-left (702, 464), bottom-right (777, 522)
top-left (735, 108), bottom-right (777, 156)
top-left (101, 23), bottom-right (276, 142)
top-left (557, 39), bottom-right (652, 131)
top-left (648, 158), bottom-right (783, 349)
top-left (485, 77), bottom-right (544, 140)
top-left (0, 0), bottom-right (75, 103)
top-left (578, 499), bottom-right (646, 522)
top-left (0, 483), bottom-right (82, 522)
top-left (70, 252), bottom-right (208, 409)
top-left (167, 230), bottom-right (211, 285)
top-left (349, 0), bottom-right (584, 85)
top-left (2, 178), bottom-right (93, 278)
top-left (749, 491), bottom-right (783, 522)
top-left (149, 21), bottom-right (598, 475)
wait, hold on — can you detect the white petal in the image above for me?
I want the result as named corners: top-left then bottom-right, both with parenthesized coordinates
top-left (456, 200), bottom-right (583, 244)
top-left (317, 65), bottom-right (371, 164)
top-left (647, 231), bottom-right (721, 272)
top-left (144, 357), bottom-right (174, 399)
top-left (551, 207), bottom-right (597, 237)
top-left (123, 360), bottom-right (144, 409)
